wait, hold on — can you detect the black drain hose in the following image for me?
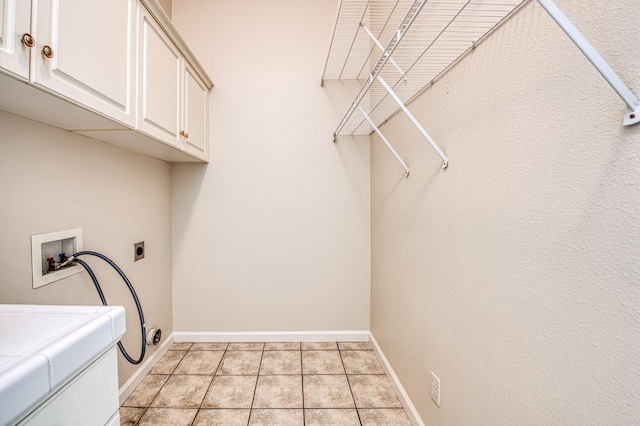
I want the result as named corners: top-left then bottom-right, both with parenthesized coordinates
top-left (72, 251), bottom-right (146, 365)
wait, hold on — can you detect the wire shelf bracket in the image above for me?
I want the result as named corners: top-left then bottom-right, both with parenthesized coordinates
top-left (377, 74), bottom-right (448, 168)
top-left (537, 0), bottom-right (639, 126)
top-left (362, 20), bottom-right (448, 169)
top-left (357, 105), bottom-right (411, 177)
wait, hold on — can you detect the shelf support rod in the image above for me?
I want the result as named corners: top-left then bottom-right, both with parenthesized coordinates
top-left (333, 0), bottom-right (427, 137)
top-left (376, 75), bottom-right (448, 168)
top-left (357, 106), bottom-right (410, 177)
top-left (359, 23), bottom-right (407, 82)
top-left (537, 0), bottom-right (639, 126)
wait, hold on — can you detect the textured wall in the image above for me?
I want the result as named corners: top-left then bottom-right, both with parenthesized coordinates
top-left (170, 0), bottom-right (371, 332)
top-left (0, 111), bottom-right (174, 386)
top-left (371, 0), bottom-right (640, 423)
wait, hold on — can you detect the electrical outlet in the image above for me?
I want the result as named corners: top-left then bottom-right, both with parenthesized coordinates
top-left (134, 241), bottom-right (145, 261)
top-left (430, 371), bottom-right (441, 407)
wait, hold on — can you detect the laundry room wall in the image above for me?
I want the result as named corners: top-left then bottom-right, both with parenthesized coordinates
top-left (370, 0), bottom-right (640, 424)
top-left (0, 111), bottom-right (174, 386)
top-left (170, 0), bottom-right (371, 333)
top-left (156, 0), bottom-right (171, 18)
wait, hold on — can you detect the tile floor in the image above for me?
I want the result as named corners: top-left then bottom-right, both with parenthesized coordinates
top-left (120, 341), bottom-right (412, 425)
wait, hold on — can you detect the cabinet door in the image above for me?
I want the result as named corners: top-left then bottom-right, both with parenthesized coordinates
top-left (32, 0), bottom-right (135, 127)
top-left (0, 0), bottom-right (31, 80)
top-left (182, 64), bottom-right (209, 160)
top-left (137, 7), bottom-right (181, 148)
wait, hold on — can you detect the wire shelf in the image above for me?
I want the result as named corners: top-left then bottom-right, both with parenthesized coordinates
top-left (324, 0), bottom-right (528, 136)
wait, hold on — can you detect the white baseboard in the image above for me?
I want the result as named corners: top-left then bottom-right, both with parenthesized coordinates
top-left (173, 330), bottom-right (370, 343)
top-left (118, 332), bottom-right (175, 405)
top-left (370, 333), bottom-right (425, 426)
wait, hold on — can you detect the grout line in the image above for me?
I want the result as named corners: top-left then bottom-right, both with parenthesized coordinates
top-left (337, 344), bottom-right (363, 426)
top-left (134, 406), bottom-right (148, 426)
top-left (189, 344), bottom-right (225, 426)
top-left (247, 348), bottom-right (265, 425)
top-left (301, 345), bottom-right (305, 425)
top-left (135, 372), bottom-right (173, 423)
top-left (129, 376), bottom-right (162, 424)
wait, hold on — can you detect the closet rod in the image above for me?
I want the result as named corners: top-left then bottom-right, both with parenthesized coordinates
top-left (537, 0), bottom-right (639, 126)
top-left (357, 106), bottom-right (410, 177)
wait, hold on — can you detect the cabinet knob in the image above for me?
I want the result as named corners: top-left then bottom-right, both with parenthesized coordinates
top-left (41, 45), bottom-right (54, 59)
top-left (21, 33), bottom-right (35, 48)
top-left (180, 130), bottom-right (189, 139)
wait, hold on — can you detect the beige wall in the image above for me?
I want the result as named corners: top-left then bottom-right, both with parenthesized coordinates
top-left (156, 0), bottom-right (171, 18)
top-left (170, 0), bottom-right (371, 332)
top-left (0, 111), bottom-right (173, 386)
top-left (371, 0), bottom-right (640, 424)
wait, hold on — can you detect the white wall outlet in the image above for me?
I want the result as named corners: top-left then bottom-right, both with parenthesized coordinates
top-left (31, 229), bottom-right (83, 288)
top-left (430, 371), bottom-right (441, 407)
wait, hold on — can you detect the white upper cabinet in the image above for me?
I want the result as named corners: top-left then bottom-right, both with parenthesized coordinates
top-left (0, 0), bottom-right (212, 163)
top-left (0, 0), bottom-right (31, 80)
top-left (182, 63), bottom-right (209, 160)
top-left (137, 4), bottom-right (209, 160)
top-left (32, 0), bottom-right (136, 127)
top-left (138, 7), bottom-right (181, 148)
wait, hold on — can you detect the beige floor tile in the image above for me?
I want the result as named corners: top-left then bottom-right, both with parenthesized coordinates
top-left (253, 375), bottom-right (303, 408)
top-left (169, 343), bottom-right (193, 351)
top-left (302, 350), bottom-right (345, 374)
top-left (358, 408), bottom-right (412, 425)
top-left (348, 375), bottom-right (402, 408)
top-left (340, 350), bottom-right (385, 374)
top-left (338, 341), bottom-right (372, 350)
top-left (119, 342), bottom-right (412, 426)
top-left (227, 342), bottom-right (264, 351)
top-left (193, 408), bottom-right (250, 426)
top-left (303, 375), bottom-right (355, 408)
top-left (264, 342), bottom-right (300, 350)
top-left (119, 407), bottom-right (145, 426)
top-left (202, 375), bottom-right (257, 408)
top-left (304, 408), bottom-right (360, 425)
top-left (137, 408), bottom-right (197, 426)
top-left (249, 409), bottom-right (303, 425)
top-left (173, 350), bottom-right (224, 375)
top-left (260, 350), bottom-right (301, 375)
top-left (150, 350), bottom-right (186, 375)
top-left (190, 342), bottom-right (228, 351)
top-left (123, 375), bottom-right (168, 407)
top-left (151, 375), bottom-right (212, 408)
top-left (301, 342), bottom-right (337, 351)
top-left (217, 350), bottom-right (263, 375)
